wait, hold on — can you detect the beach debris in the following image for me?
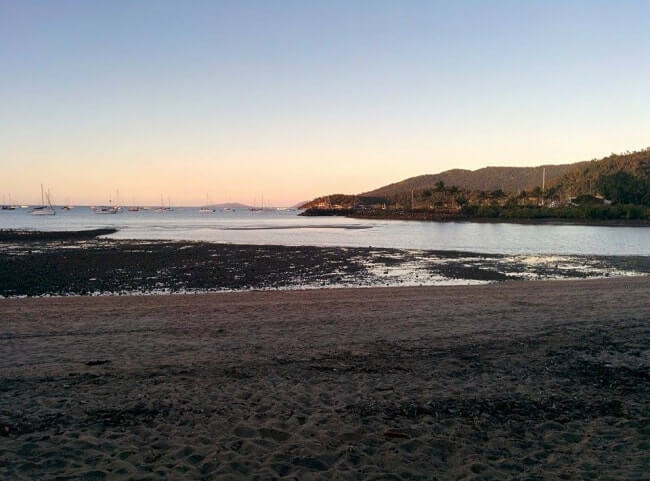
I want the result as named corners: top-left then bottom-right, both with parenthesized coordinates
top-left (85, 360), bottom-right (111, 366)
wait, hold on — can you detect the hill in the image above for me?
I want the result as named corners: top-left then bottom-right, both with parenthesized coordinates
top-left (301, 148), bottom-right (650, 214)
top-left (363, 162), bottom-right (588, 197)
top-left (552, 149), bottom-right (650, 199)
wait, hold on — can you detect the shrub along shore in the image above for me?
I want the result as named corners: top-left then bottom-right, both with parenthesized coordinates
top-left (302, 205), bottom-right (650, 225)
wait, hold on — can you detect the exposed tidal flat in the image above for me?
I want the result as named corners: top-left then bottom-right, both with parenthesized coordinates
top-left (1, 277), bottom-right (649, 480)
top-left (1, 233), bottom-right (650, 297)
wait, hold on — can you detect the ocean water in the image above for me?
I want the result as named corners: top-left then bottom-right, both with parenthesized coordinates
top-left (1, 207), bottom-right (649, 256)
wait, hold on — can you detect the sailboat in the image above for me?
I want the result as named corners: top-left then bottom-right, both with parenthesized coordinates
top-left (249, 193), bottom-right (265, 212)
top-left (200, 193), bottom-right (215, 213)
top-left (127, 196), bottom-right (141, 211)
top-left (93, 203), bottom-right (119, 214)
top-left (93, 194), bottom-right (120, 214)
top-left (30, 185), bottom-right (56, 216)
top-left (156, 195), bottom-right (173, 212)
top-left (1, 194), bottom-right (17, 210)
top-left (155, 195), bottom-right (166, 212)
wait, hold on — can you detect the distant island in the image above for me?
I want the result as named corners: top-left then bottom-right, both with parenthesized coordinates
top-left (301, 149), bottom-right (650, 224)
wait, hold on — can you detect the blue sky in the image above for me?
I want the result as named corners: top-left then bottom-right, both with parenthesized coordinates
top-left (2, 0), bottom-right (649, 205)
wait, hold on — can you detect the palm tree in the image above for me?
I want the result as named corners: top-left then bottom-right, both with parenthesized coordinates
top-left (491, 189), bottom-right (506, 199)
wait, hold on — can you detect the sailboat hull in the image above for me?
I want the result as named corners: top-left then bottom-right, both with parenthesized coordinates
top-left (93, 207), bottom-right (119, 214)
top-left (30, 208), bottom-right (56, 216)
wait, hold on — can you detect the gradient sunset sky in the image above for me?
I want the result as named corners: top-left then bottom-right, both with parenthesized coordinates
top-left (2, 0), bottom-right (649, 206)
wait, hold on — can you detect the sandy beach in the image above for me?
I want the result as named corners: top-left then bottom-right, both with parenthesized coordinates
top-left (1, 276), bottom-right (648, 480)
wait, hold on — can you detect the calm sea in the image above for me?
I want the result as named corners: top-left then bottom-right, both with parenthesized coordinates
top-left (1, 207), bottom-right (649, 256)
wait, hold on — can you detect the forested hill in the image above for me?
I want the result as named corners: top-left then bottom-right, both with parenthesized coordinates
top-left (552, 149), bottom-right (650, 198)
top-left (301, 149), bottom-right (650, 218)
top-left (363, 162), bottom-right (588, 196)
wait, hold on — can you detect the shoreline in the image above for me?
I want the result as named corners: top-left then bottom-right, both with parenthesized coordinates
top-left (348, 212), bottom-right (650, 226)
top-left (2, 276), bottom-right (648, 480)
top-left (1, 273), bottom-right (644, 302)
top-left (1, 271), bottom-right (648, 300)
top-left (301, 208), bottom-right (650, 226)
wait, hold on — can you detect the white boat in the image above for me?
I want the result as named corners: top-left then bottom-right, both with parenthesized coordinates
top-left (93, 192), bottom-right (121, 214)
top-left (156, 195), bottom-right (174, 212)
top-left (93, 205), bottom-right (119, 214)
top-left (30, 207), bottom-right (56, 215)
top-left (2, 194), bottom-right (18, 210)
top-left (30, 185), bottom-right (56, 216)
top-left (200, 193), bottom-right (215, 213)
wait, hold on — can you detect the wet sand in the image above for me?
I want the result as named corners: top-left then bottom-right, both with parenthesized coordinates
top-left (2, 237), bottom-right (649, 296)
top-left (1, 277), bottom-right (648, 480)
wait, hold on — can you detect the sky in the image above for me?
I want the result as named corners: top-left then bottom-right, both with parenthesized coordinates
top-left (2, 0), bottom-right (649, 206)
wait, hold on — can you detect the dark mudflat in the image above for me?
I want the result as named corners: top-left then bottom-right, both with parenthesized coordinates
top-left (1, 235), bottom-right (649, 296)
top-left (0, 228), bottom-right (117, 242)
